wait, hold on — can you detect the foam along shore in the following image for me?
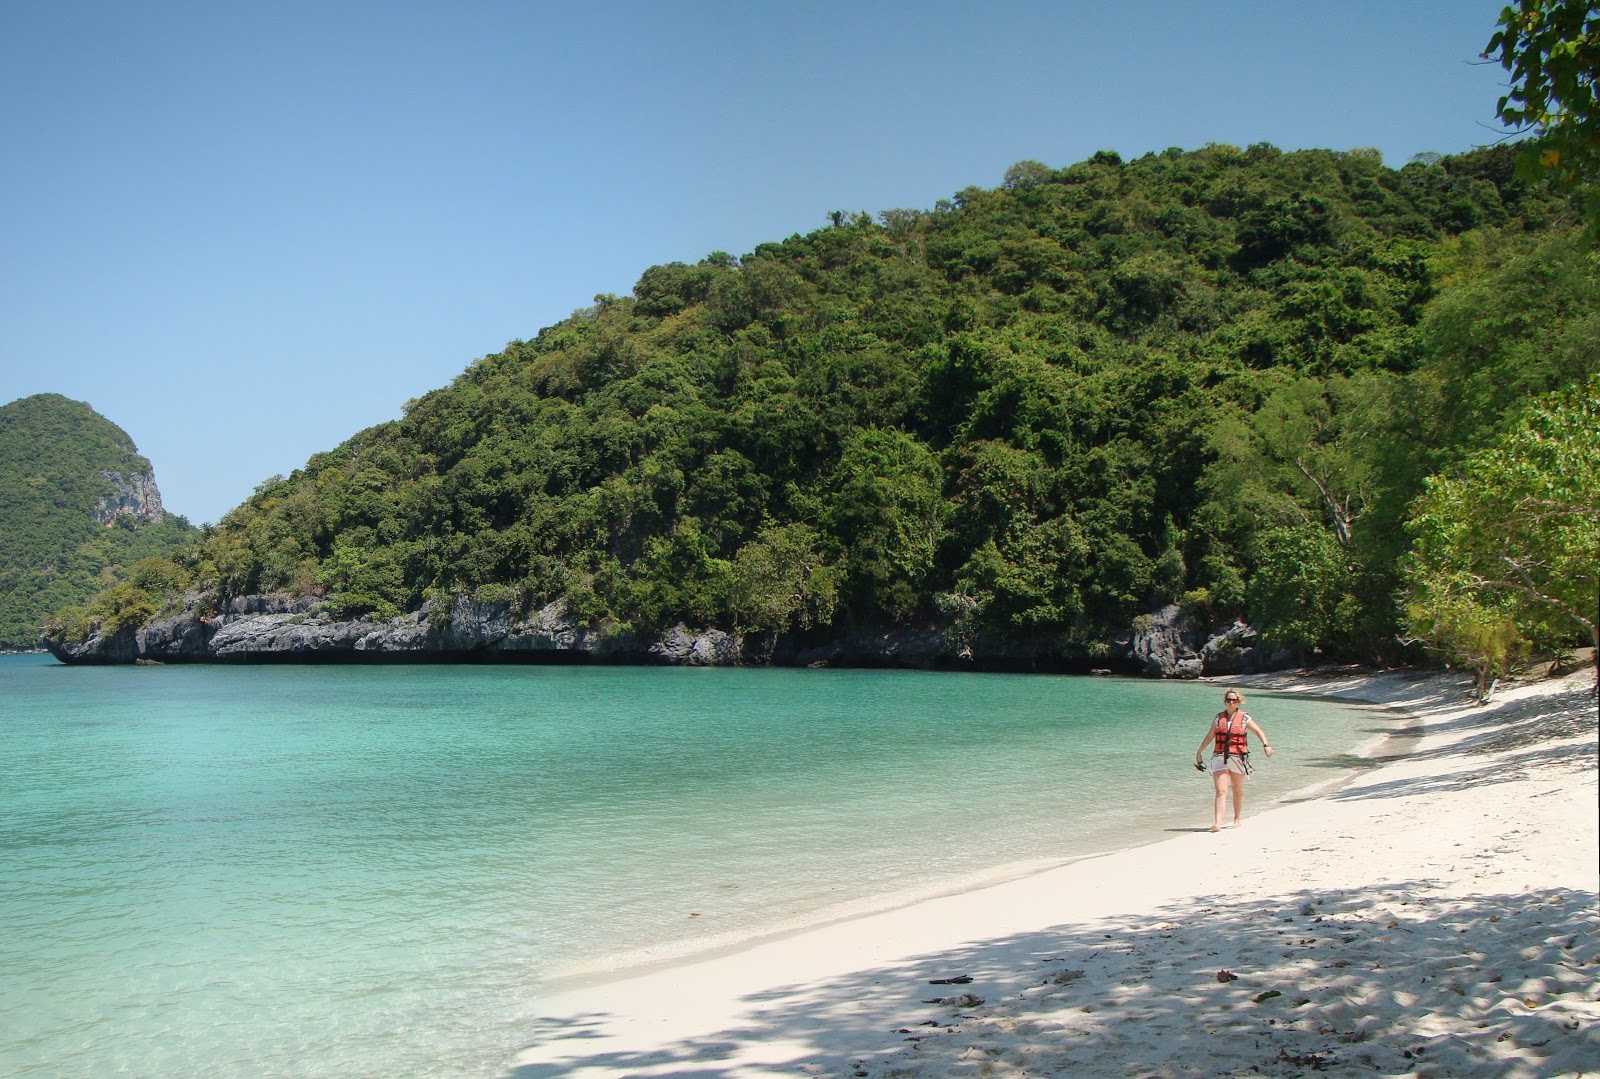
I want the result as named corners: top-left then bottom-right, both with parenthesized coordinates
top-left (508, 668), bottom-right (1600, 1079)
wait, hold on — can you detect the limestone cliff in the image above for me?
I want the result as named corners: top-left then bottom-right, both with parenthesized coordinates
top-left (0, 393), bottom-right (195, 649)
top-left (92, 468), bottom-right (166, 525)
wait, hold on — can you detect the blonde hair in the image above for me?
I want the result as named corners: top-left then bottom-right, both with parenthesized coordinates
top-left (1222, 689), bottom-right (1245, 706)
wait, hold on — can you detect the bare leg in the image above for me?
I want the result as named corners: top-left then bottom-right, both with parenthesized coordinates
top-left (1211, 768), bottom-right (1229, 831)
top-left (1230, 771), bottom-right (1246, 827)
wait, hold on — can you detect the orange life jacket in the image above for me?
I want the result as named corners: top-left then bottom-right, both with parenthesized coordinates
top-left (1213, 710), bottom-right (1251, 762)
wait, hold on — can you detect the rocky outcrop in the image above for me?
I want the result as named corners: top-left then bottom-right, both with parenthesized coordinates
top-left (43, 590), bottom-right (972, 669)
top-left (43, 591), bottom-right (1299, 676)
top-left (92, 468), bottom-right (165, 525)
top-left (1128, 604), bottom-right (1300, 678)
top-left (45, 593), bottom-right (730, 666)
top-left (1200, 618), bottom-right (1299, 675)
top-left (652, 624), bottom-right (742, 665)
top-left (780, 624), bottom-right (951, 668)
top-left (1131, 604), bottom-right (1205, 679)
top-left (48, 622), bottom-right (141, 664)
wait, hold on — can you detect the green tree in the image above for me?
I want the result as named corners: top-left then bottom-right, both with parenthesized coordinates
top-left (1415, 229), bottom-right (1600, 453)
top-left (1404, 376), bottom-right (1600, 673)
top-left (1204, 374), bottom-right (1388, 550)
top-left (729, 523), bottom-right (841, 638)
top-left (0, 394), bottom-right (196, 647)
top-left (1486, 0), bottom-right (1600, 236)
top-left (44, 143), bottom-right (1583, 663)
top-left (1246, 525), bottom-right (1350, 651)
top-left (87, 581), bottom-right (156, 636)
top-left (1406, 589), bottom-right (1527, 700)
top-left (954, 515), bottom-right (1090, 634)
top-left (822, 429), bottom-right (946, 619)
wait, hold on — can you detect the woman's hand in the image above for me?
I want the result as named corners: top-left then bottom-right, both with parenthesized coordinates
top-left (1263, 745), bottom-right (1274, 758)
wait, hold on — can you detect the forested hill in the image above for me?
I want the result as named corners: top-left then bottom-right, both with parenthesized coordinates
top-left (0, 394), bottom-right (195, 649)
top-left (51, 144), bottom-right (1599, 668)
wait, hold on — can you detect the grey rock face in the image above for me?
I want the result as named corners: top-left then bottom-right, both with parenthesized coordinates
top-left (652, 624), bottom-right (742, 665)
top-left (1131, 604), bottom-right (1204, 679)
top-left (1200, 619), bottom-right (1263, 675)
top-left (44, 589), bottom-right (1300, 678)
top-left (206, 608), bottom-right (427, 658)
top-left (1127, 606), bottom-right (1302, 678)
top-left (137, 607), bottom-right (213, 659)
top-left (48, 592), bottom-right (700, 666)
top-left (1198, 620), bottom-right (1301, 675)
top-left (92, 469), bottom-right (165, 525)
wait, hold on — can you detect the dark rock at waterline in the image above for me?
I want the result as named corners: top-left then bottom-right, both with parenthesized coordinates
top-left (47, 623), bottom-right (141, 664)
top-left (42, 591), bottom-right (1296, 677)
top-left (44, 592), bottom-right (709, 667)
top-left (779, 624), bottom-right (951, 669)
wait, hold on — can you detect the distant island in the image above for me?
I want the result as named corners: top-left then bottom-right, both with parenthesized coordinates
top-left (0, 394), bottom-right (195, 651)
top-left (42, 144), bottom-right (1598, 678)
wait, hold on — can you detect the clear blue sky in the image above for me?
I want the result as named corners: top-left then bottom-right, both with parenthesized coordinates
top-left (2, 1), bottom-right (1514, 525)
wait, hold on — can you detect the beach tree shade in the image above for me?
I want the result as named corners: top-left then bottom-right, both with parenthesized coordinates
top-left (1485, 0), bottom-right (1600, 238)
top-left (1404, 375), bottom-right (1600, 687)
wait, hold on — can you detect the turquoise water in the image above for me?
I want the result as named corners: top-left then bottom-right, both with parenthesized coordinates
top-left (1, 654), bottom-right (1391, 1078)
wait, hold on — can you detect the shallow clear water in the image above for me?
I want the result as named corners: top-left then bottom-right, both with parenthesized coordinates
top-left (0, 654), bottom-right (1392, 1078)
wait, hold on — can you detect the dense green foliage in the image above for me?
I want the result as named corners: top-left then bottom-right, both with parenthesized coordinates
top-left (0, 394), bottom-right (195, 648)
top-left (1404, 376), bottom-right (1600, 693)
top-left (1486, 0), bottom-right (1600, 237)
top-left (58, 143), bottom-right (1599, 667)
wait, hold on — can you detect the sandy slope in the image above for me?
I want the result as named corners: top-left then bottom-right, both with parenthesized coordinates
top-left (506, 669), bottom-right (1599, 1078)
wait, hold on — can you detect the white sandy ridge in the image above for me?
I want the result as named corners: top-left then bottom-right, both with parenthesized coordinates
top-left (507, 669), bottom-right (1600, 1078)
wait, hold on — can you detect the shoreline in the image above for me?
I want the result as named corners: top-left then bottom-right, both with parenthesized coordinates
top-left (543, 687), bottom-right (1417, 992)
top-left (508, 667), bottom-right (1599, 1078)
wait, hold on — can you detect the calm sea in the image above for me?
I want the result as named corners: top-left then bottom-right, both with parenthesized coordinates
top-left (0, 653), bottom-right (1391, 1078)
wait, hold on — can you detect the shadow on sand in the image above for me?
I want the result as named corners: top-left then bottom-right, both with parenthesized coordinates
top-left (507, 882), bottom-right (1597, 1078)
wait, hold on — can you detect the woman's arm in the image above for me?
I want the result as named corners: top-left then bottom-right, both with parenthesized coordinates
top-left (1195, 728), bottom-right (1216, 763)
top-left (1245, 718), bottom-right (1274, 757)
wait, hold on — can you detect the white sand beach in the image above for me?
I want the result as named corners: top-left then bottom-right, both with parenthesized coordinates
top-left (509, 668), bottom-right (1599, 1078)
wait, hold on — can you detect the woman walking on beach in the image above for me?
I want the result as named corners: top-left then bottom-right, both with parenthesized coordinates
top-left (1195, 690), bottom-right (1273, 832)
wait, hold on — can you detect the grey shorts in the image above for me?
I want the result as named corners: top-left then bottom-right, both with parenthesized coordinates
top-left (1210, 755), bottom-right (1250, 776)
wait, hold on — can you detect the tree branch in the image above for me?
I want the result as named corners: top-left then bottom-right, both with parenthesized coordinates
top-left (1294, 457), bottom-right (1351, 547)
top-left (1471, 556), bottom-right (1600, 643)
